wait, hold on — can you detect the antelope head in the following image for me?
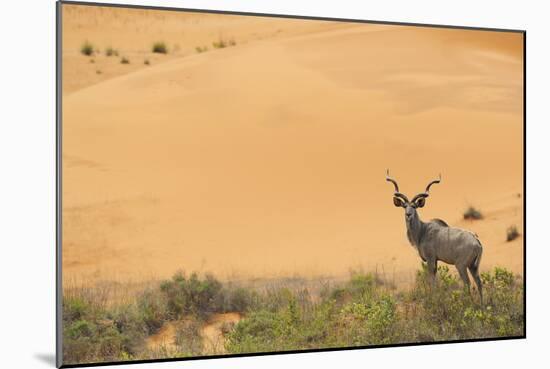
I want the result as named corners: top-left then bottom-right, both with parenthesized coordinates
top-left (385, 169), bottom-right (441, 224)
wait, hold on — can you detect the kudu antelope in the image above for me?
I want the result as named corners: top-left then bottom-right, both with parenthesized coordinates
top-left (385, 170), bottom-right (483, 302)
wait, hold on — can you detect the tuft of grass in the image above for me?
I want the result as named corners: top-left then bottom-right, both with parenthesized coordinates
top-left (152, 42), bottom-right (168, 54)
top-left (506, 225), bottom-right (520, 242)
top-left (120, 57), bottom-right (130, 64)
top-left (96, 70), bottom-right (102, 74)
top-left (195, 46), bottom-right (208, 53)
top-left (144, 59), bottom-right (150, 65)
top-left (212, 37), bottom-right (237, 49)
top-left (105, 47), bottom-right (118, 57)
top-left (463, 206), bottom-right (483, 220)
top-left (81, 41), bottom-right (94, 56)
top-left (136, 288), bottom-right (170, 335)
top-left (212, 40), bottom-right (226, 49)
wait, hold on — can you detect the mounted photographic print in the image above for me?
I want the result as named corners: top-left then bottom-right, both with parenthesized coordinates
top-left (57, 1), bottom-right (525, 367)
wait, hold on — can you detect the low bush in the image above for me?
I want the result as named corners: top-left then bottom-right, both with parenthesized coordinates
top-left (464, 206), bottom-right (483, 220)
top-left (152, 42), bottom-right (168, 54)
top-left (81, 41), bottom-right (94, 56)
top-left (160, 272), bottom-right (223, 319)
top-left (212, 37), bottom-right (236, 49)
top-left (506, 225), bottom-right (520, 242)
top-left (105, 47), bottom-right (118, 57)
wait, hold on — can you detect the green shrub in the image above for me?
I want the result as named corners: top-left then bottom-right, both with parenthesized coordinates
top-left (464, 206), bottom-right (483, 220)
top-left (105, 46), bottom-right (118, 57)
top-left (506, 225), bottom-right (520, 241)
top-left (212, 36), bottom-right (237, 49)
top-left (63, 289), bottom-right (148, 364)
top-left (214, 286), bottom-right (257, 313)
top-left (225, 310), bottom-right (281, 353)
top-left (80, 41), bottom-right (94, 56)
top-left (338, 294), bottom-right (397, 345)
top-left (63, 297), bottom-right (90, 323)
top-left (152, 42), bottom-right (168, 54)
top-left (322, 272), bottom-right (379, 307)
top-left (160, 272), bottom-right (223, 319)
top-left (212, 39), bottom-right (227, 49)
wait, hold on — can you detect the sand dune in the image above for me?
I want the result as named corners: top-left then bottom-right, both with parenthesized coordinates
top-left (62, 6), bottom-right (523, 284)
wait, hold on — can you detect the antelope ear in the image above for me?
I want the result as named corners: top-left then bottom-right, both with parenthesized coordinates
top-left (415, 197), bottom-right (426, 208)
top-left (393, 197), bottom-right (405, 207)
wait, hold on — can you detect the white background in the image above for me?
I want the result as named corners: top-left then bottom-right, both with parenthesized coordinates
top-left (0, 0), bottom-right (548, 368)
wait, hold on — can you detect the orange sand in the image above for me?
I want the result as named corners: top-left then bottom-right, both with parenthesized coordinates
top-left (61, 4), bottom-right (524, 285)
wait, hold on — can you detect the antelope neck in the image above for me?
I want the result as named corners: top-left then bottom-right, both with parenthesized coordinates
top-left (406, 212), bottom-right (426, 246)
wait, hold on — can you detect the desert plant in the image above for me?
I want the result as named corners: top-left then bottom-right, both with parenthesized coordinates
top-left (144, 59), bottom-right (150, 65)
top-left (195, 46), bottom-right (208, 53)
top-left (105, 46), bottom-right (118, 57)
top-left (506, 225), bottom-right (520, 241)
top-left (80, 41), bottom-right (94, 56)
top-left (120, 57), bottom-right (130, 64)
top-left (212, 39), bottom-right (227, 49)
top-left (214, 286), bottom-right (257, 313)
top-left (136, 289), bottom-right (170, 334)
top-left (160, 272), bottom-right (223, 319)
top-left (463, 206), bottom-right (483, 220)
top-left (152, 42), bottom-right (168, 54)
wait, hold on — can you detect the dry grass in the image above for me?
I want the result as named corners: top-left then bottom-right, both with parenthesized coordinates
top-left (62, 267), bottom-right (523, 365)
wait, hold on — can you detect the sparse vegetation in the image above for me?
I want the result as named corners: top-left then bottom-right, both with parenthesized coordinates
top-left (96, 70), bottom-right (102, 75)
top-left (506, 225), bottom-right (520, 242)
top-left (195, 46), bottom-right (208, 53)
top-left (144, 59), bottom-right (150, 65)
top-left (463, 206), bottom-right (483, 220)
top-left (120, 57), bottom-right (130, 64)
top-left (63, 267), bottom-right (523, 365)
top-left (212, 39), bottom-right (226, 49)
top-left (81, 41), bottom-right (94, 56)
top-left (212, 37), bottom-right (236, 49)
top-left (152, 42), bottom-right (168, 54)
top-left (105, 47), bottom-right (118, 57)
